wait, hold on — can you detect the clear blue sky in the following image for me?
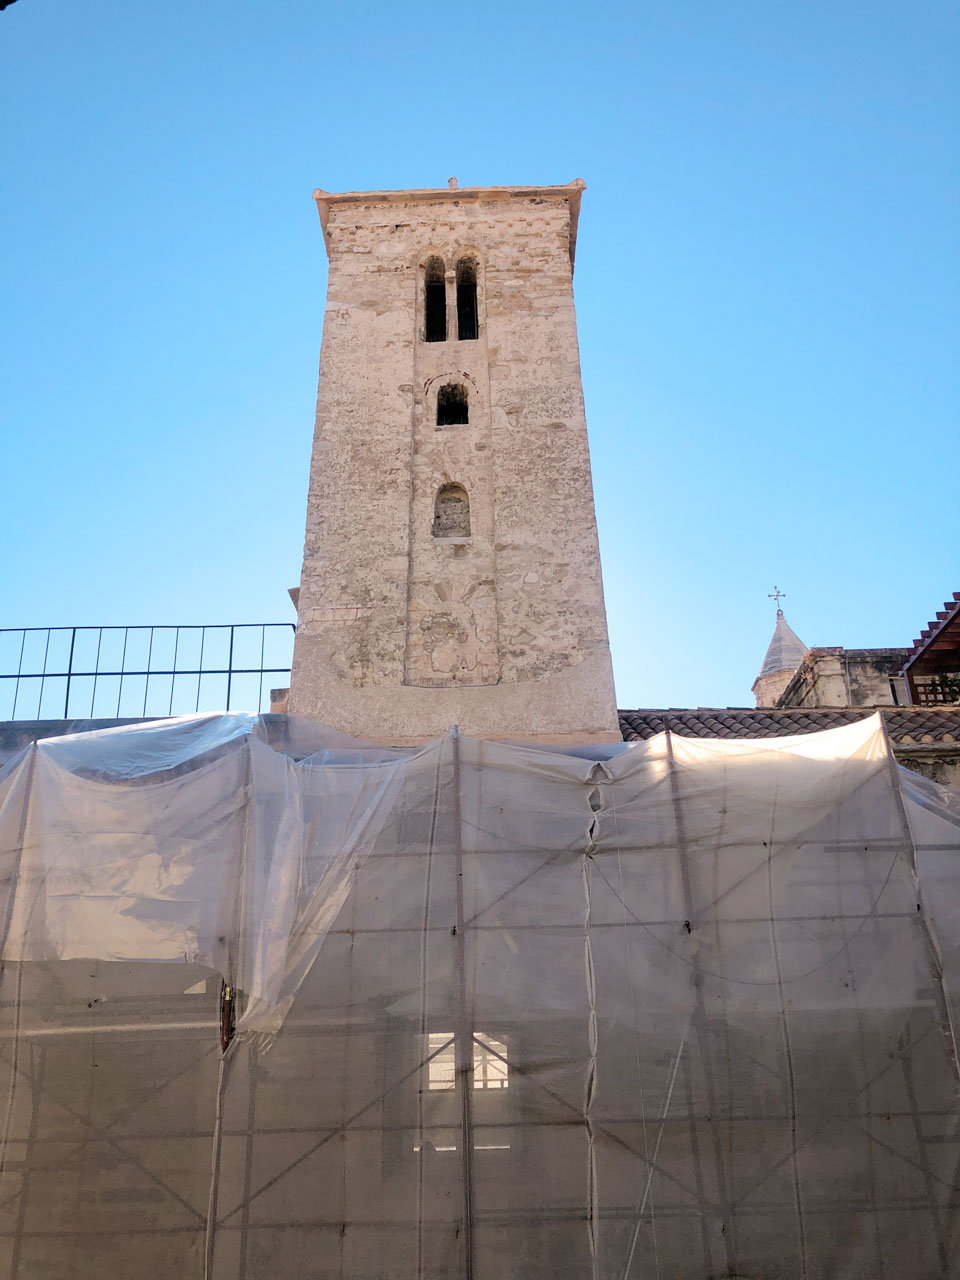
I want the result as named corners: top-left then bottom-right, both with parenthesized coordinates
top-left (2, 0), bottom-right (957, 712)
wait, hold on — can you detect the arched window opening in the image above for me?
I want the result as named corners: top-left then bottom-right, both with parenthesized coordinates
top-left (437, 383), bottom-right (469, 426)
top-left (456, 258), bottom-right (479, 341)
top-left (433, 484), bottom-right (471, 539)
top-left (424, 256), bottom-right (446, 343)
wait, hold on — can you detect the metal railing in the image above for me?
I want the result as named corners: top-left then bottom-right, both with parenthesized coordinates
top-left (0, 624), bottom-right (295, 722)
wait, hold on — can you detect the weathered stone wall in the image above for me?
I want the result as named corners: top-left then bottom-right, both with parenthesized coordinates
top-left (844, 649), bottom-right (911, 706)
top-left (752, 669), bottom-right (797, 708)
top-left (897, 750), bottom-right (960, 790)
top-left (289, 183), bottom-right (620, 744)
top-left (777, 648), bottom-right (911, 709)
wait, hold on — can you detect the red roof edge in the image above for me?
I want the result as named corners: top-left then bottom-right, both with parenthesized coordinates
top-left (900, 592), bottom-right (960, 677)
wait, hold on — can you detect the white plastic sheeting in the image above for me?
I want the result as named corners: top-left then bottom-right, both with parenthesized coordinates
top-left (0, 711), bottom-right (958, 1277)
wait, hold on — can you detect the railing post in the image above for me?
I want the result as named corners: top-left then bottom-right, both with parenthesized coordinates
top-left (117, 628), bottom-right (129, 718)
top-left (38, 629), bottom-right (51, 719)
top-left (197, 627), bottom-right (206, 713)
top-left (12, 630), bottom-right (26, 719)
top-left (226, 626), bottom-right (235, 711)
top-left (64, 627), bottom-right (77, 718)
top-left (258, 625), bottom-right (266, 713)
top-left (169, 627), bottom-right (180, 716)
top-left (143, 627), bottom-right (154, 717)
top-left (91, 627), bottom-right (103, 717)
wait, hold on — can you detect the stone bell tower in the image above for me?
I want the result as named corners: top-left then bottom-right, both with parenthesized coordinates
top-left (288, 178), bottom-right (620, 745)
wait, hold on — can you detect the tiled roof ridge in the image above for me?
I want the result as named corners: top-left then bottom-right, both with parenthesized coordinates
top-left (618, 705), bottom-right (960, 744)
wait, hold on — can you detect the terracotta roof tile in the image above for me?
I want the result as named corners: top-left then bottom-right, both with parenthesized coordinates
top-left (617, 706), bottom-right (960, 744)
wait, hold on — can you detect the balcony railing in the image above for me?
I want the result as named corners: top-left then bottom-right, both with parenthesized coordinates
top-left (0, 624), bottom-right (295, 722)
top-left (911, 672), bottom-right (960, 706)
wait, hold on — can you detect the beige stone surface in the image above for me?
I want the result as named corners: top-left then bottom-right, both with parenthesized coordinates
top-left (288, 181), bottom-right (619, 744)
top-left (751, 669), bottom-right (796, 708)
top-left (776, 647), bottom-right (911, 709)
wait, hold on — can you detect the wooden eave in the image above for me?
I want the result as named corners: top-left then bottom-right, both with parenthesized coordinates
top-left (901, 593), bottom-right (960, 677)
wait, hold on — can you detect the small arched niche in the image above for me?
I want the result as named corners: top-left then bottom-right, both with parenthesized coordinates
top-left (456, 258), bottom-right (479, 341)
top-left (433, 484), bottom-right (470, 539)
top-left (424, 255), bottom-right (447, 343)
top-left (436, 383), bottom-right (469, 426)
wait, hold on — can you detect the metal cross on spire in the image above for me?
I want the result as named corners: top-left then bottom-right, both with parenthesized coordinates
top-left (769, 586), bottom-right (786, 616)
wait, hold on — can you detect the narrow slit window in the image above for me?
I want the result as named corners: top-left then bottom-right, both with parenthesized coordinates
top-left (456, 258), bottom-right (479, 341)
top-left (433, 484), bottom-right (470, 539)
top-left (424, 256), bottom-right (446, 343)
top-left (436, 383), bottom-right (468, 426)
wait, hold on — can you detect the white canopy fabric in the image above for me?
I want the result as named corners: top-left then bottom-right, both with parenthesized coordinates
top-left (0, 712), bottom-right (957, 1277)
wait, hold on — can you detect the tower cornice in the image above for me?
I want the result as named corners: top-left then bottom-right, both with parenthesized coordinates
top-left (313, 180), bottom-right (586, 267)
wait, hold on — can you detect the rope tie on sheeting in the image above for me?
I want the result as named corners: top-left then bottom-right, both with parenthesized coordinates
top-left (582, 762), bottom-right (607, 1280)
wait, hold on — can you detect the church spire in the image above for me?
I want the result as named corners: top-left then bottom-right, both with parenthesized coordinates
top-left (751, 590), bottom-right (807, 707)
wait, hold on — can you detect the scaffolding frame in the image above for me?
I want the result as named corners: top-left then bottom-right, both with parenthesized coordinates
top-left (0, 714), bottom-right (957, 1277)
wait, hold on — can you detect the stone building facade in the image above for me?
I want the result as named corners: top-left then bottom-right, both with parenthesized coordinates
top-left (735, 592), bottom-right (960, 786)
top-left (777, 646), bottom-right (910, 708)
top-left (288, 180), bottom-right (619, 744)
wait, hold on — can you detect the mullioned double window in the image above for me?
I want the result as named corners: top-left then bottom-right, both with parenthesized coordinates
top-left (423, 256), bottom-right (479, 343)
